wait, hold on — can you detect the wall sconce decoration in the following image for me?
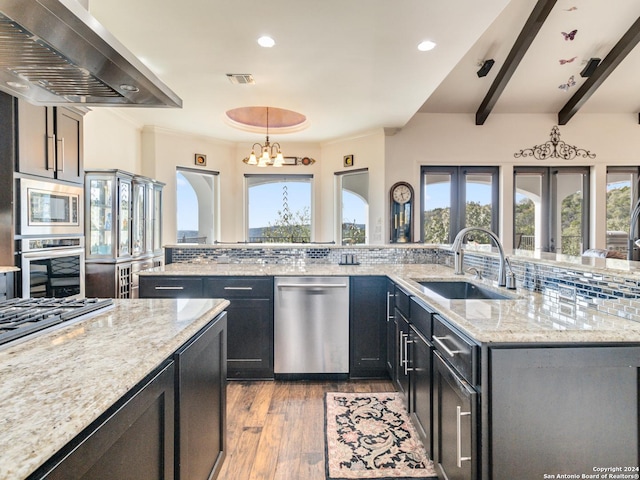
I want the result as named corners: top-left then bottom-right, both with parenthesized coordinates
top-left (195, 154), bottom-right (207, 166)
top-left (514, 125), bottom-right (596, 160)
top-left (343, 154), bottom-right (354, 167)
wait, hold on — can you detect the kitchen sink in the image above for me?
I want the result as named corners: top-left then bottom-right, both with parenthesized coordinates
top-left (415, 280), bottom-right (514, 300)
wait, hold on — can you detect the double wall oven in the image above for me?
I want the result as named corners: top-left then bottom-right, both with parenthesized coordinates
top-left (17, 177), bottom-right (85, 299)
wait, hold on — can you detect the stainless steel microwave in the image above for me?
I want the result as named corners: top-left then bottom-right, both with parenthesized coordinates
top-left (19, 178), bottom-right (83, 236)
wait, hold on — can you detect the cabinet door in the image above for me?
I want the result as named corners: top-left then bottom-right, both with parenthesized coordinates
top-left (433, 352), bottom-right (477, 480)
top-left (37, 362), bottom-right (175, 480)
top-left (139, 276), bottom-right (203, 298)
top-left (54, 108), bottom-right (83, 184)
top-left (175, 313), bottom-right (227, 480)
top-left (17, 100), bottom-right (54, 178)
top-left (410, 325), bottom-right (432, 457)
top-left (131, 181), bottom-right (145, 257)
top-left (394, 309), bottom-right (410, 407)
top-left (489, 347), bottom-right (640, 480)
top-left (203, 277), bottom-right (273, 379)
top-left (386, 281), bottom-right (396, 377)
top-left (349, 276), bottom-right (387, 378)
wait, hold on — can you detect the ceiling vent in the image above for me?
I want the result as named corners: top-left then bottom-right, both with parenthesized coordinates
top-left (226, 74), bottom-right (255, 85)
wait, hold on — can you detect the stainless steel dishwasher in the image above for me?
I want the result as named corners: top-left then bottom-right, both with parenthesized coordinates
top-left (274, 277), bottom-right (349, 375)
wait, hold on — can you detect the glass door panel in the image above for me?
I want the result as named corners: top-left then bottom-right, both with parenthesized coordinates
top-left (606, 169), bottom-right (638, 256)
top-left (551, 169), bottom-right (588, 255)
top-left (88, 179), bottom-right (113, 256)
top-left (514, 172), bottom-right (544, 252)
top-left (119, 179), bottom-right (131, 257)
top-left (132, 182), bottom-right (145, 256)
top-left (423, 173), bottom-right (451, 243)
top-left (464, 173), bottom-right (494, 245)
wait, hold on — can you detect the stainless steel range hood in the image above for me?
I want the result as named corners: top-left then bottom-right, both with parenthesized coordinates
top-left (0, 0), bottom-right (182, 107)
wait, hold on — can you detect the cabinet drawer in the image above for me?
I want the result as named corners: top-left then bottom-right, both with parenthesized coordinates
top-left (203, 277), bottom-right (273, 298)
top-left (410, 297), bottom-right (433, 339)
top-left (139, 277), bottom-right (203, 298)
top-left (433, 315), bottom-right (477, 386)
top-left (394, 284), bottom-right (411, 318)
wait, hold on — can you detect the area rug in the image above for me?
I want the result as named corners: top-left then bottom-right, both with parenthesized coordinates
top-left (324, 392), bottom-right (437, 479)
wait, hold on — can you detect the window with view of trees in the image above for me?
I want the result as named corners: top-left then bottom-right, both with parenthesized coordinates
top-left (513, 167), bottom-right (589, 256)
top-left (246, 174), bottom-right (312, 243)
top-left (422, 166), bottom-right (498, 244)
top-left (606, 167), bottom-right (639, 255)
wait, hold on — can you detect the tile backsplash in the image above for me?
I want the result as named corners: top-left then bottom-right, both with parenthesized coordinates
top-left (166, 244), bottom-right (640, 323)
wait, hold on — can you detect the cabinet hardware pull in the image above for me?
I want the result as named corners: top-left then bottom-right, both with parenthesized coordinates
top-left (399, 333), bottom-right (404, 368)
top-left (456, 405), bottom-right (472, 468)
top-left (56, 137), bottom-right (65, 172)
top-left (154, 286), bottom-right (184, 290)
top-left (403, 334), bottom-right (413, 375)
top-left (433, 335), bottom-right (462, 357)
top-left (223, 286), bottom-right (253, 290)
top-left (47, 135), bottom-right (55, 170)
top-left (277, 283), bottom-right (347, 288)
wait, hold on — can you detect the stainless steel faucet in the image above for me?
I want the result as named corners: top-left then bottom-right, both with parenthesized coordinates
top-left (450, 226), bottom-right (514, 288)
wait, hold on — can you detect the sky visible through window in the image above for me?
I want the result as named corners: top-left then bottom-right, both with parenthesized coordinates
top-left (425, 183), bottom-right (492, 209)
top-left (177, 176), bottom-right (365, 231)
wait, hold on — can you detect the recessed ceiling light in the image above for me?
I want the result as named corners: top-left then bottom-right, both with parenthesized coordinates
top-left (257, 36), bottom-right (275, 48)
top-left (417, 40), bottom-right (436, 52)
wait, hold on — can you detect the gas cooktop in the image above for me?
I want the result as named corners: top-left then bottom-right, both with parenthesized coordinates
top-left (0, 297), bottom-right (114, 348)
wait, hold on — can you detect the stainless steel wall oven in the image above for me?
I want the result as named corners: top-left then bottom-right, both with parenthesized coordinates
top-left (20, 237), bottom-right (85, 299)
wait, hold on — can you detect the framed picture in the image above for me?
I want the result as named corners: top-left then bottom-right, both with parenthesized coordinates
top-left (195, 154), bottom-right (207, 166)
top-left (343, 154), bottom-right (354, 167)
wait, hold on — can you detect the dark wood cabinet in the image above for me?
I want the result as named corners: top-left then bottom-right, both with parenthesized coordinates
top-left (349, 276), bottom-right (387, 378)
top-left (385, 280), bottom-right (396, 378)
top-left (393, 285), bottom-right (411, 408)
top-left (17, 100), bottom-right (83, 184)
top-left (175, 313), bottom-right (227, 480)
top-left (139, 276), bottom-right (204, 298)
top-left (488, 346), bottom-right (640, 480)
top-left (408, 297), bottom-right (433, 457)
top-left (32, 361), bottom-right (176, 480)
top-left (203, 277), bottom-right (273, 379)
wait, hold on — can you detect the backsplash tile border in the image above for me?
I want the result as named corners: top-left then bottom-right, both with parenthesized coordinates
top-left (166, 245), bottom-right (640, 323)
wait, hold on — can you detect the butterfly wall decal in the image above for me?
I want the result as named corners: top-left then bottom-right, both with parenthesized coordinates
top-left (561, 29), bottom-right (578, 40)
top-left (564, 6), bottom-right (577, 12)
top-left (558, 75), bottom-right (576, 91)
top-left (559, 56), bottom-right (577, 65)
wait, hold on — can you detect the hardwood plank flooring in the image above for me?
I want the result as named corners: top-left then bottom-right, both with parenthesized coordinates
top-left (218, 379), bottom-right (395, 480)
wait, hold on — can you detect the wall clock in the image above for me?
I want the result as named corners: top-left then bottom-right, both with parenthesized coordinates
top-left (390, 181), bottom-right (414, 243)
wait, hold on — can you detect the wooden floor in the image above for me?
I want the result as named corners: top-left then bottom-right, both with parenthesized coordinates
top-left (217, 379), bottom-right (395, 480)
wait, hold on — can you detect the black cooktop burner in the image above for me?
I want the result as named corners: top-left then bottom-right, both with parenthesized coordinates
top-left (0, 298), bottom-right (114, 347)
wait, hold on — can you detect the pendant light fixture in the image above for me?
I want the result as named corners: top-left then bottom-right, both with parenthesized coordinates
top-left (243, 107), bottom-right (285, 167)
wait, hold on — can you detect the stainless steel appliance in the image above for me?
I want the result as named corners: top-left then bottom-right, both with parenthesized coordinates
top-left (274, 276), bottom-right (349, 375)
top-left (0, 296), bottom-right (113, 348)
top-left (18, 177), bottom-right (83, 236)
top-left (20, 237), bottom-right (85, 299)
top-left (0, 0), bottom-right (181, 107)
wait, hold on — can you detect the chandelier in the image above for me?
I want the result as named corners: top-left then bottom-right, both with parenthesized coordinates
top-left (243, 107), bottom-right (284, 167)
top-left (514, 125), bottom-right (596, 160)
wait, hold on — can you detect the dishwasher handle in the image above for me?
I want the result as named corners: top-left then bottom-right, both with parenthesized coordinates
top-left (277, 283), bottom-right (348, 289)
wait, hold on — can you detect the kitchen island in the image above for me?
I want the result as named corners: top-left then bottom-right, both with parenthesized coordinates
top-left (140, 261), bottom-right (640, 479)
top-left (0, 298), bottom-right (229, 480)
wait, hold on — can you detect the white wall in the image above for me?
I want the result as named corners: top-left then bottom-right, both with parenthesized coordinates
top-left (83, 109), bottom-right (143, 172)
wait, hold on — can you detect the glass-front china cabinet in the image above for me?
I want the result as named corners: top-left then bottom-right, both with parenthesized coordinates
top-left (85, 170), bottom-right (164, 298)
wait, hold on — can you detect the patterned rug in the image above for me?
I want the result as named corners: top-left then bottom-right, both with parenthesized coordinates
top-left (324, 392), bottom-right (437, 479)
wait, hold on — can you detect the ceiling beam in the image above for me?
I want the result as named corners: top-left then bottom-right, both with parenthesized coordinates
top-left (558, 15), bottom-right (640, 125)
top-left (475, 0), bottom-right (557, 125)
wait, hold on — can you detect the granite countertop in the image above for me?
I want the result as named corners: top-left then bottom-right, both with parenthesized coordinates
top-left (142, 262), bottom-right (640, 344)
top-left (0, 298), bottom-right (229, 480)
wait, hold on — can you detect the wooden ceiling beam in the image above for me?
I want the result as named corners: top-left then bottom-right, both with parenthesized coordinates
top-left (558, 15), bottom-right (640, 125)
top-left (475, 0), bottom-right (557, 126)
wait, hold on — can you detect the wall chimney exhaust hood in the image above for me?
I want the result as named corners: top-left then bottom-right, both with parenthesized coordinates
top-left (0, 0), bottom-right (182, 108)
